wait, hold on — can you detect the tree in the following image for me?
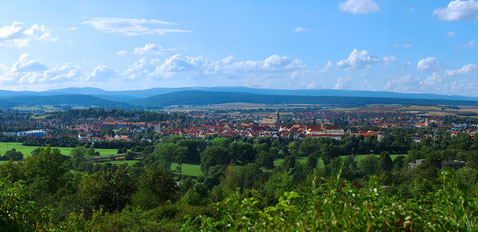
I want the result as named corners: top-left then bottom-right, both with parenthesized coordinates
top-left (80, 166), bottom-right (136, 212)
top-left (133, 163), bottom-right (178, 209)
top-left (256, 150), bottom-right (275, 169)
top-left (299, 139), bottom-right (319, 157)
top-left (183, 183), bottom-right (209, 206)
top-left (320, 143), bottom-right (339, 165)
top-left (177, 138), bottom-right (206, 163)
top-left (22, 147), bottom-right (69, 195)
top-left (221, 163), bottom-right (264, 190)
top-left (200, 146), bottom-right (232, 175)
top-left (288, 141), bottom-right (299, 157)
top-left (70, 146), bottom-right (88, 170)
top-left (379, 152), bottom-right (393, 172)
top-left (230, 142), bottom-right (256, 165)
top-left (1, 149), bottom-right (23, 161)
top-left (358, 155), bottom-right (380, 176)
top-left (153, 143), bottom-right (180, 171)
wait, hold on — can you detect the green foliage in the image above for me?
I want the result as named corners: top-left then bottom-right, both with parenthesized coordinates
top-left (379, 151), bottom-right (393, 172)
top-left (182, 172), bottom-right (478, 231)
top-left (79, 166), bottom-right (136, 213)
top-left (221, 163), bottom-right (265, 191)
top-left (200, 146), bottom-right (231, 175)
top-left (0, 149), bottom-right (23, 161)
top-left (0, 180), bottom-right (48, 231)
top-left (133, 163), bottom-right (178, 210)
top-left (358, 155), bottom-right (380, 176)
top-left (154, 143), bottom-right (181, 170)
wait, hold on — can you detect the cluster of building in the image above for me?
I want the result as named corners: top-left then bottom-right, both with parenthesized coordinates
top-left (2, 130), bottom-right (47, 137)
top-left (2, 110), bottom-right (478, 142)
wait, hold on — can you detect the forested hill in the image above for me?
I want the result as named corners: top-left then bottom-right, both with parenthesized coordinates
top-left (0, 95), bottom-right (128, 109)
top-left (2, 90), bottom-right (478, 110)
top-left (131, 90), bottom-right (478, 107)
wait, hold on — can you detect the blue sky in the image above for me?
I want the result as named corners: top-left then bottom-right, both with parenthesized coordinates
top-left (0, 0), bottom-right (477, 96)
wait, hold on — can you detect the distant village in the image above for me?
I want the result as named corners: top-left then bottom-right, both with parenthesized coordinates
top-left (2, 108), bottom-right (477, 143)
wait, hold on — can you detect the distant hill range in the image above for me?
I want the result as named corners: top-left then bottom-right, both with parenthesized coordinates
top-left (1, 87), bottom-right (478, 109)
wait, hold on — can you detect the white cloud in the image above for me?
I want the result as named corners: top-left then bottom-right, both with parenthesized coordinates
top-left (403, 43), bottom-right (412, 48)
top-left (334, 75), bottom-right (352, 89)
top-left (0, 63), bottom-right (7, 72)
top-left (447, 31), bottom-right (456, 38)
top-left (117, 50), bottom-right (128, 56)
top-left (88, 65), bottom-right (117, 81)
top-left (434, 0), bottom-right (478, 21)
top-left (11, 54), bottom-right (47, 72)
top-left (423, 72), bottom-right (444, 86)
top-left (383, 56), bottom-right (398, 64)
top-left (322, 61), bottom-right (333, 73)
top-left (294, 27), bottom-right (306, 32)
top-left (417, 57), bottom-right (442, 72)
top-left (384, 75), bottom-right (420, 92)
top-left (123, 57), bottom-right (163, 80)
top-left (337, 49), bottom-right (394, 70)
top-left (462, 40), bottom-right (475, 48)
top-left (338, 0), bottom-right (380, 14)
top-left (82, 17), bottom-right (191, 36)
top-left (117, 43), bottom-right (176, 56)
top-left (123, 54), bottom-right (305, 80)
top-left (0, 22), bottom-right (55, 47)
top-left (0, 54), bottom-right (83, 85)
top-left (445, 64), bottom-right (478, 76)
top-left (133, 43), bottom-right (175, 55)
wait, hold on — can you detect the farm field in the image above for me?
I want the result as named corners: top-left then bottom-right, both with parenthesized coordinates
top-left (0, 142), bottom-right (118, 158)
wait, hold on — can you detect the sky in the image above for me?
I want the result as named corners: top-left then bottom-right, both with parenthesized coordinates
top-left (0, 0), bottom-right (477, 96)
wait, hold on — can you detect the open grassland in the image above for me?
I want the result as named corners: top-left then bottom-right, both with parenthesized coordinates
top-left (0, 142), bottom-right (118, 157)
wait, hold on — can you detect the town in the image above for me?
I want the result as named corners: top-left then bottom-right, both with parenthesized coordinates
top-left (2, 106), bottom-right (476, 144)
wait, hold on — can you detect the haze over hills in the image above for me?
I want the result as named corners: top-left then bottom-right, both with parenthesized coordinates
top-left (1, 87), bottom-right (478, 101)
top-left (0, 95), bottom-right (129, 109)
top-left (132, 91), bottom-right (478, 108)
top-left (1, 87), bottom-right (478, 109)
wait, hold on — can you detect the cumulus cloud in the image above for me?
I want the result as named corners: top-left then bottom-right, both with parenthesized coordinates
top-left (117, 43), bottom-right (176, 56)
top-left (445, 64), bottom-right (478, 76)
top-left (134, 43), bottom-right (175, 55)
top-left (417, 57), bottom-right (442, 72)
top-left (0, 54), bottom-right (83, 85)
top-left (0, 22), bottom-right (55, 47)
top-left (12, 54), bottom-right (47, 72)
top-left (117, 50), bottom-right (128, 56)
top-left (337, 49), bottom-right (394, 70)
top-left (334, 75), bottom-right (352, 89)
top-left (434, 0), bottom-right (478, 21)
top-left (338, 0), bottom-right (380, 14)
top-left (384, 75), bottom-right (420, 92)
top-left (462, 40), bottom-right (475, 48)
top-left (88, 65), bottom-right (117, 81)
top-left (82, 17), bottom-right (192, 36)
top-left (123, 54), bottom-right (305, 80)
top-left (123, 57), bottom-right (163, 80)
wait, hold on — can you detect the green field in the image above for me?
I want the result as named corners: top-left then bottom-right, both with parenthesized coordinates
top-left (171, 163), bottom-right (202, 177)
top-left (0, 142), bottom-right (118, 157)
